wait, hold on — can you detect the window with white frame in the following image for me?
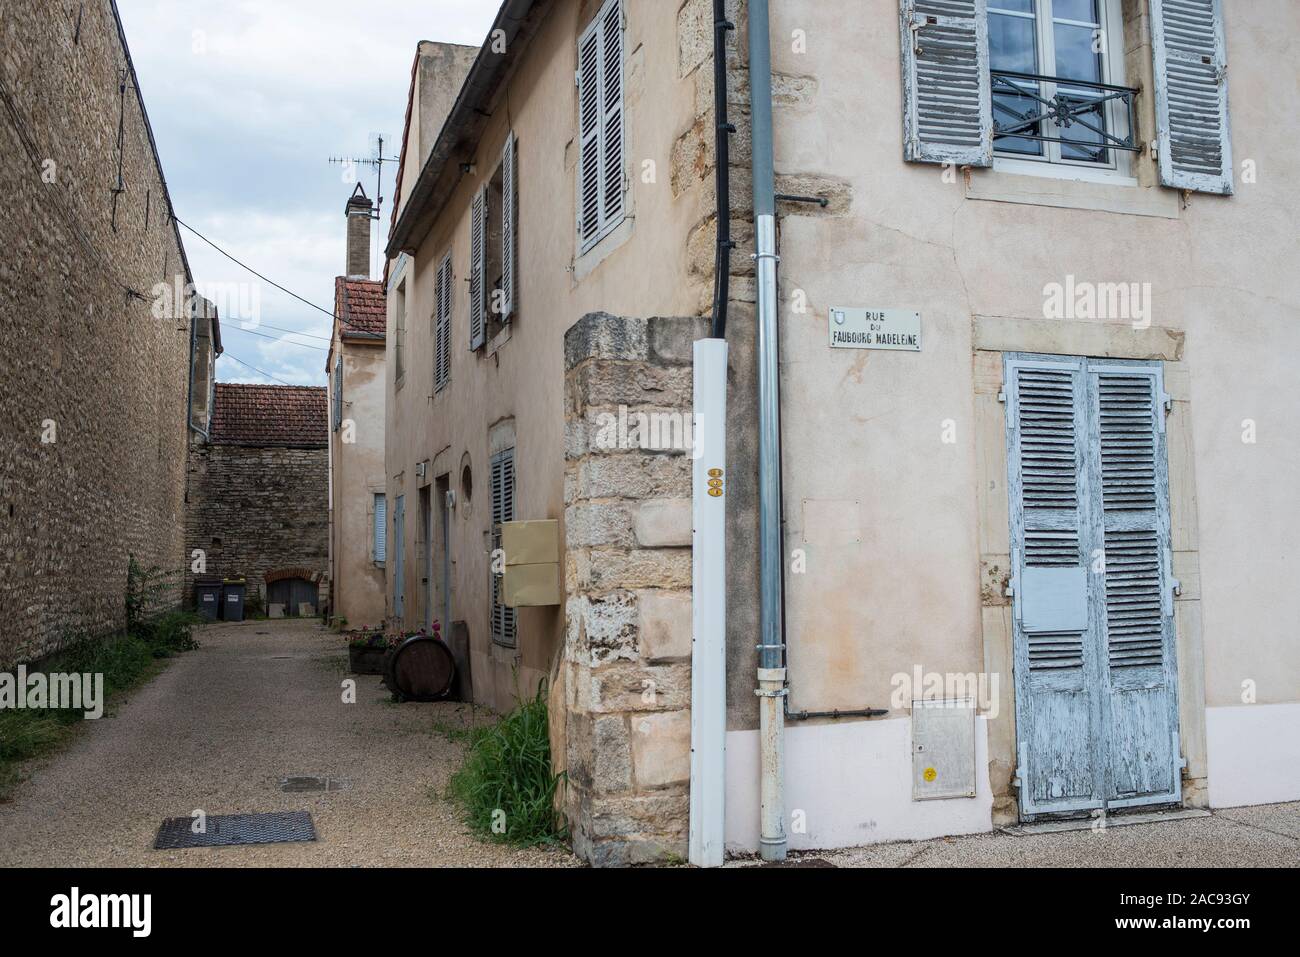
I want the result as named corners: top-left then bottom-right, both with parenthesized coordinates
top-left (990, 0), bottom-right (1131, 171)
top-left (576, 0), bottom-right (625, 254)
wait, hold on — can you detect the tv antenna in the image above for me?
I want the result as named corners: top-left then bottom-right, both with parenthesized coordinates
top-left (329, 132), bottom-right (400, 224)
top-left (329, 133), bottom-right (400, 277)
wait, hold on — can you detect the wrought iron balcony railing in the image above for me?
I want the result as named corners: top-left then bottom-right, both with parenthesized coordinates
top-left (991, 69), bottom-right (1140, 156)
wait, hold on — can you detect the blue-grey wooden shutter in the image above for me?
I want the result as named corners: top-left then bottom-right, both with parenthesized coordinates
top-left (899, 0), bottom-right (992, 167)
top-left (373, 493), bottom-right (387, 563)
top-left (393, 495), bottom-right (406, 619)
top-left (1005, 355), bottom-right (1101, 817)
top-left (1150, 0), bottom-right (1233, 194)
top-left (435, 253), bottom-right (452, 391)
top-left (469, 186), bottom-right (487, 350)
top-left (577, 0), bottom-right (624, 253)
top-left (500, 132), bottom-right (517, 322)
top-left (577, 18), bottom-right (602, 250)
top-left (598, 0), bottom-right (625, 230)
top-left (1089, 363), bottom-right (1181, 806)
top-left (490, 448), bottom-right (517, 647)
top-left (332, 356), bottom-right (342, 431)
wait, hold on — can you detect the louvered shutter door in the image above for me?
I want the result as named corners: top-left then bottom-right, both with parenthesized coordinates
top-left (1151, 0), bottom-right (1233, 194)
top-left (435, 254), bottom-right (451, 391)
top-left (577, 14), bottom-right (603, 250)
top-left (1006, 355), bottom-right (1102, 816)
top-left (1089, 364), bottom-right (1181, 806)
top-left (500, 132), bottom-right (516, 322)
top-left (469, 186), bottom-right (487, 350)
top-left (899, 0), bottom-right (992, 167)
top-left (490, 449), bottom-right (517, 647)
top-left (374, 493), bottom-right (387, 562)
top-left (599, 0), bottom-right (625, 229)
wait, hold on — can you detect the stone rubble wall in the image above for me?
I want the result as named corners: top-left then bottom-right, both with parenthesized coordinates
top-left (183, 444), bottom-right (330, 610)
top-left (561, 313), bottom-right (707, 866)
top-left (0, 1), bottom-right (195, 664)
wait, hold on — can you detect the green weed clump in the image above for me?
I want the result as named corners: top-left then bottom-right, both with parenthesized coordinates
top-left (447, 682), bottom-right (566, 847)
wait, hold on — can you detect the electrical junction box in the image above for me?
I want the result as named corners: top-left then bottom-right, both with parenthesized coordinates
top-left (501, 520), bottom-right (560, 608)
top-left (911, 698), bottom-right (977, 801)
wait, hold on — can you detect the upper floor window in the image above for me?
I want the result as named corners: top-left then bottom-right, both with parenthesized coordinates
top-left (989, 0), bottom-right (1134, 172)
top-left (469, 132), bottom-right (517, 350)
top-left (577, 0), bottom-right (625, 254)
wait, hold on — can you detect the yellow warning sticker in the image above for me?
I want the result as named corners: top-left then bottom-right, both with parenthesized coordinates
top-left (923, 767), bottom-right (938, 783)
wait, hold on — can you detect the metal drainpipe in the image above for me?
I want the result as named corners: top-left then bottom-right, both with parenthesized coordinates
top-left (749, 0), bottom-right (787, 863)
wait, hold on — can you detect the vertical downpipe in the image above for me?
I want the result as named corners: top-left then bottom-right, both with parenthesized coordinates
top-left (749, 0), bottom-right (787, 863)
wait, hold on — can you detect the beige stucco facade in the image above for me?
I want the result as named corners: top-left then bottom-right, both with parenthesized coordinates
top-left (328, 329), bottom-right (388, 628)
top-left (384, 1), bottom-right (715, 713)
top-left (386, 0), bottom-right (1297, 856)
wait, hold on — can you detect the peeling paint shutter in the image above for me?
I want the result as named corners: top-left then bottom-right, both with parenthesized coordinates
top-left (578, 0), bottom-right (624, 253)
top-left (469, 186), bottom-right (487, 350)
top-left (374, 493), bottom-right (387, 563)
top-left (899, 0), bottom-right (992, 167)
top-left (1089, 364), bottom-right (1181, 805)
top-left (1007, 355), bottom-right (1181, 820)
top-left (435, 253), bottom-right (452, 391)
top-left (1151, 0), bottom-right (1233, 194)
top-left (1006, 355), bottom-right (1100, 817)
top-left (500, 132), bottom-right (517, 322)
top-left (490, 448), bottom-right (517, 647)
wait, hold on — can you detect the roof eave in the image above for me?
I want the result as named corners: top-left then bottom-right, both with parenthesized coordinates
top-left (386, 0), bottom-right (543, 258)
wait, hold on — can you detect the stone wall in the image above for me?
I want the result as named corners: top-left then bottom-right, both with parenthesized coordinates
top-left (0, 1), bottom-right (195, 665)
top-left (184, 444), bottom-right (329, 608)
top-left (561, 313), bottom-right (706, 866)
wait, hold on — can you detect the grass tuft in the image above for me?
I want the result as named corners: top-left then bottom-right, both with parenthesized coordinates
top-left (446, 681), bottom-right (567, 848)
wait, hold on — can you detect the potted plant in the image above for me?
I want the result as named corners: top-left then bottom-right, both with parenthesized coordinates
top-left (347, 627), bottom-right (392, 675)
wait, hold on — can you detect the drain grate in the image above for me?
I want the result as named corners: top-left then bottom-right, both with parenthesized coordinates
top-left (154, 811), bottom-right (317, 850)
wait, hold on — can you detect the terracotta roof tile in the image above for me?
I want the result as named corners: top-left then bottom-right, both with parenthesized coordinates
top-left (211, 384), bottom-right (328, 447)
top-left (335, 277), bottom-right (386, 338)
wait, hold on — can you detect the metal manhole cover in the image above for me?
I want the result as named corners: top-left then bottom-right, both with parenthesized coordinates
top-left (279, 776), bottom-right (349, 793)
top-left (153, 811), bottom-right (316, 850)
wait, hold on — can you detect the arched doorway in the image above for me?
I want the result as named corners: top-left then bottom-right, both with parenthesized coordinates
top-left (265, 569), bottom-right (321, 618)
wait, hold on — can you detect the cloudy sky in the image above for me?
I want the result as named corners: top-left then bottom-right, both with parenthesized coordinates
top-left (117, 0), bottom-right (499, 386)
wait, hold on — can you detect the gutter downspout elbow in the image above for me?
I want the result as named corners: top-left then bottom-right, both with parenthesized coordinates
top-left (749, 0), bottom-right (787, 863)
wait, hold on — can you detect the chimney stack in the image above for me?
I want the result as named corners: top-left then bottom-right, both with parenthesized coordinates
top-left (345, 184), bottom-right (373, 279)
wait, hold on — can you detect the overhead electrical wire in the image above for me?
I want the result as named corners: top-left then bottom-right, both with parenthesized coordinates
top-left (217, 352), bottom-right (299, 388)
top-left (174, 215), bottom-right (367, 331)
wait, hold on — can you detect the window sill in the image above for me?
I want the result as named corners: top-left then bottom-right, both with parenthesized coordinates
top-left (573, 215), bottom-right (632, 284)
top-left (967, 164), bottom-right (1179, 220)
top-left (486, 321), bottom-right (513, 358)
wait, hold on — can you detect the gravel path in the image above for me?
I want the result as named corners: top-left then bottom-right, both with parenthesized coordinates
top-left (0, 619), bottom-right (577, 867)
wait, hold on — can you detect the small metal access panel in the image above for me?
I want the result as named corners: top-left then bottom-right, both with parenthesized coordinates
top-left (153, 811), bottom-right (317, 850)
top-left (912, 698), bottom-right (977, 801)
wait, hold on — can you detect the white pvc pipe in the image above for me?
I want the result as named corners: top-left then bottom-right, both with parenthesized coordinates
top-left (689, 338), bottom-right (728, 868)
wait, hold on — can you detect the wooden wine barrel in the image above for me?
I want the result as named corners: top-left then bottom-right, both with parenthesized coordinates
top-left (384, 636), bottom-right (457, 703)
